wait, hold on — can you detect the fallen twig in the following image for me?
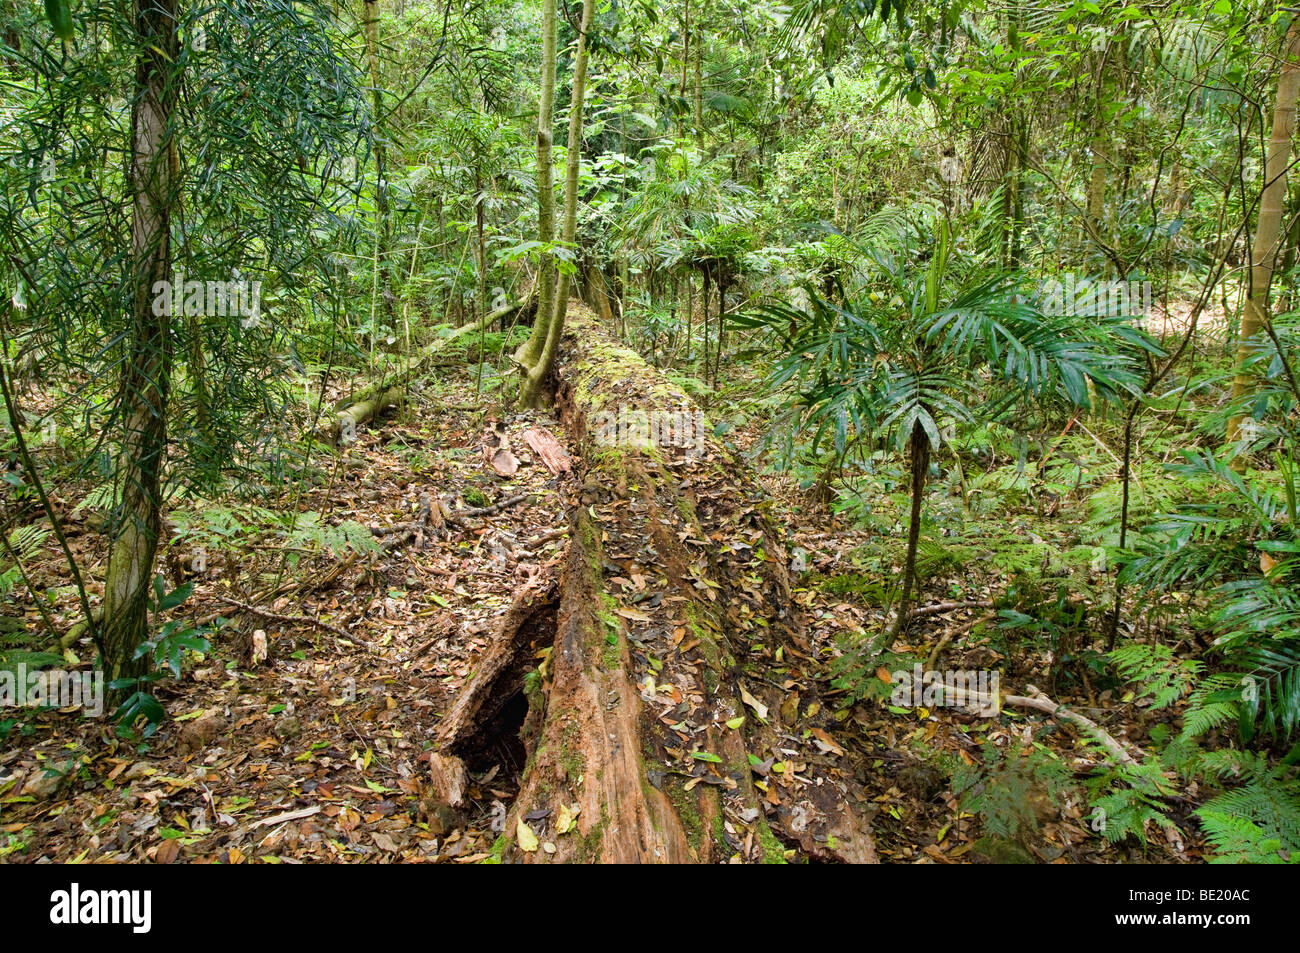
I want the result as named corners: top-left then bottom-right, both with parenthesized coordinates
top-left (214, 595), bottom-right (361, 645)
top-left (926, 612), bottom-right (996, 669)
top-left (907, 599), bottom-right (994, 621)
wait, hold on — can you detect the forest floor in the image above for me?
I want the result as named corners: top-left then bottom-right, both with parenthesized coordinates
top-left (0, 312), bottom-right (1213, 863)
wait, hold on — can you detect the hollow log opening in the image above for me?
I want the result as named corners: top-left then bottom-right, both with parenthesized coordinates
top-left (435, 585), bottom-right (557, 785)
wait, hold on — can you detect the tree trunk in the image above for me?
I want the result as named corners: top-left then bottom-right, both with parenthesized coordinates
top-left (519, 0), bottom-right (595, 407)
top-left (362, 0), bottom-right (395, 330)
top-left (102, 0), bottom-right (181, 682)
top-left (692, 1), bottom-right (704, 145)
top-left (475, 163), bottom-right (489, 317)
top-left (515, 0), bottom-right (559, 393)
top-left (1227, 19), bottom-right (1300, 466)
top-left (701, 261), bottom-right (712, 385)
top-left (439, 308), bottom-right (878, 864)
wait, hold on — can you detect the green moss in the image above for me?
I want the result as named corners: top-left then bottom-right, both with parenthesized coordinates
top-left (665, 780), bottom-right (705, 854)
top-left (558, 722), bottom-right (586, 780)
top-left (578, 806), bottom-right (610, 862)
top-left (755, 818), bottom-right (787, 864)
top-left (485, 833), bottom-right (509, 864)
top-left (712, 806), bottom-right (728, 857)
top-left (602, 638), bottom-right (622, 670)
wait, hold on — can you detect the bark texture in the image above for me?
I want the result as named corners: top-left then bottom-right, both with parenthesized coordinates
top-left (1227, 20), bottom-right (1300, 462)
top-left (102, 0), bottom-right (181, 681)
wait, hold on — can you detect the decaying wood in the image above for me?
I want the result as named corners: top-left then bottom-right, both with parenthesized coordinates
top-left (942, 682), bottom-right (1143, 766)
top-left (330, 385), bottom-right (405, 444)
top-left (435, 576), bottom-right (557, 757)
top-left (907, 599), bottom-right (994, 621)
top-left (369, 492), bottom-right (531, 551)
top-left (522, 426), bottom-right (573, 475)
top-left (482, 422), bottom-right (520, 475)
top-left (427, 753), bottom-right (469, 808)
top-left (440, 305), bottom-right (878, 864)
top-left (454, 493), bottom-right (529, 518)
top-left (1004, 685), bottom-right (1142, 766)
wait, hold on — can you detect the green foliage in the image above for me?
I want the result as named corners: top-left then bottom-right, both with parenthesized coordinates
top-left (1109, 644), bottom-right (1201, 711)
top-left (111, 577), bottom-right (213, 739)
top-left (1085, 759), bottom-right (1178, 846)
top-left (949, 743), bottom-right (1076, 842)
top-left (0, 523), bottom-right (49, 599)
top-left (1194, 751), bottom-right (1300, 864)
top-left (1123, 448), bottom-right (1300, 741)
top-left (828, 632), bottom-right (911, 704)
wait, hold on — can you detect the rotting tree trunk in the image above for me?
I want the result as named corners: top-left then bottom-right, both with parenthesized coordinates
top-left (1227, 19), bottom-right (1300, 467)
top-left (519, 0), bottom-right (595, 408)
top-left (438, 304), bottom-right (878, 864)
top-left (102, 0), bottom-right (181, 682)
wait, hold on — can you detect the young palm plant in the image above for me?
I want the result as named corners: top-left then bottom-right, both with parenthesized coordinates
top-left (737, 209), bottom-right (1144, 635)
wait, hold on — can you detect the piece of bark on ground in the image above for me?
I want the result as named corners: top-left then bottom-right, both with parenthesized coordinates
top-left (522, 425), bottom-right (573, 475)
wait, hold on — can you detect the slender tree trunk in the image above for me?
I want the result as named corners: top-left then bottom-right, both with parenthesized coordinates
top-left (520, 0), bottom-right (595, 407)
top-left (701, 262), bottom-right (712, 385)
top-left (893, 419), bottom-right (930, 638)
top-left (693, 1), bottom-right (704, 145)
top-left (362, 1), bottom-right (395, 329)
top-left (1002, 4), bottom-right (1026, 267)
top-left (475, 163), bottom-right (488, 317)
top-left (515, 0), bottom-right (558, 379)
top-left (1227, 20), bottom-right (1300, 466)
top-left (102, 0), bottom-right (180, 682)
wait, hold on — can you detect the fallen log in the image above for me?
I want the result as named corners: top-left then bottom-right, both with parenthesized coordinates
top-left (438, 304), bottom-right (878, 864)
top-left (331, 294), bottom-right (533, 443)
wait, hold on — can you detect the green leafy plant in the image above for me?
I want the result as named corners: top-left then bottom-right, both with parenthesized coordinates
top-left (111, 576), bottom-right (213, 738)
top-left (736, 205), bottom-right (1147, 631)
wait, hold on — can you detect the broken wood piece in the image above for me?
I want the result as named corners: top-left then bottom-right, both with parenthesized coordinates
top-left (427, 753), bottom-right (469, 808)
top-left (522, 426), bottom-right (573, 475)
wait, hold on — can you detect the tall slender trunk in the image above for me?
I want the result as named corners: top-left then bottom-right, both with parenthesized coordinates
top-left (103, 0), bottom-right (180, 682)
top-left (520, 0), bottom-right (595, 407)
top-left (1227, 20), bottom-right (1300, 466)
top-left (475, 163), bottom-right (488, 317)
top-left (515, 0), bottom-right (558, 375)
top-left (1002, 4), bottom-right (1026, 267)
top-left (701, 261), bottom-right (711, 386)
top-left (693, 1), bottom-right (704, 145)
top-left (362, 1), bottom-right (395, 329)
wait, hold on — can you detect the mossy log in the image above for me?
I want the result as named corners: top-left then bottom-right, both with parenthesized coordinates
top-left (440, 304), bottom-right (878, 864)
